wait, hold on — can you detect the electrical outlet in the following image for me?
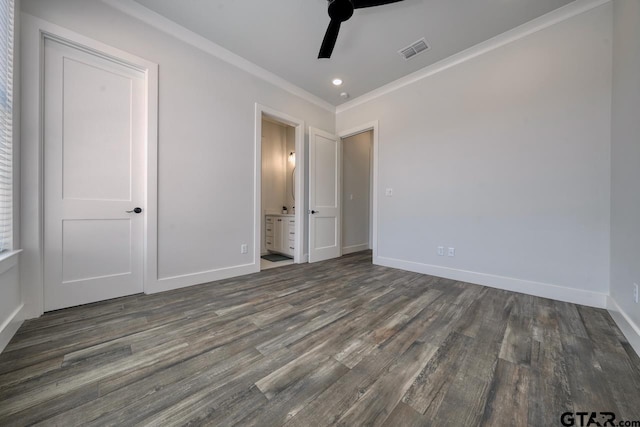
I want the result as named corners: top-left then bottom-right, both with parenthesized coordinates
top-left (437, 246), bottom-right (444, 256)
top-left (448, 247), bottom-right (455, 257)
top-left (634, 283), bottom-right (639, 304)
top-left (240, 244), bottom-right (248, 254)
top-left (385, 188), bottom-right (393, 197)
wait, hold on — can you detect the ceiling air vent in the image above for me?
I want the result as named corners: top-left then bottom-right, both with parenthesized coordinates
top-left (398, 38), bottom-right (430, 60)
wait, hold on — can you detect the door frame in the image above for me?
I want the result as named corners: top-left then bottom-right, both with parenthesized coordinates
top-left (338, 121), bottom-right (379, 259)
top-left (21, 15), bottom-right (159, 317)
top-left (254, 103), bottom-right (305, 267)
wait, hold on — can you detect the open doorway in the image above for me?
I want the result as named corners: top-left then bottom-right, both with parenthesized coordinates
top-left (341, 130), bottom-right (373, 255)
top-left (261, 116), bottom-right (296, 270)
top-left (338, 121), bottom-right (379, 261)
top-left (307, 123), bottom-right (377, 264)
top-left (254, 104), bottom-right (305, 271)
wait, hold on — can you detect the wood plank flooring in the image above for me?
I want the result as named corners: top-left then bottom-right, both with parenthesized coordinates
top-left (1, 251), bottom-right (639, 426)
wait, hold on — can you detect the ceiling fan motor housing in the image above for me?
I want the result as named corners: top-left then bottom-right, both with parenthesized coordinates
top-left (328, 0), bottom-right (354, 22)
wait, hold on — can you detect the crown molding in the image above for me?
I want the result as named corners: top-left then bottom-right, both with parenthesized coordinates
top-left (336, 0), bottom-right (611, 114)
top-left (101, 0), bottom-right (336, 113)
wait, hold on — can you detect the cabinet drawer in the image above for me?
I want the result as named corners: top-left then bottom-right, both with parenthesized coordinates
top-left (265, 226), bottom-right (273, 236)
top-left (266, 240), bottom-right (273, 248)
top-left (266, 217), bottom-right (273, 223)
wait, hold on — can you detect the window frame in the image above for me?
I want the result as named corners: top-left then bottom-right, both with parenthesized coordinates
top-left (0, 0), bottom-right (18, 266)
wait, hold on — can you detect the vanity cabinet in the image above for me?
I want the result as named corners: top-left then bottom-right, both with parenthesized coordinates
top-left (266, 215), bottom-right (295, 257)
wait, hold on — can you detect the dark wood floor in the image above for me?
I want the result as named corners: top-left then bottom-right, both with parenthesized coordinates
top-left (1, 252), bottom-right (639, 426)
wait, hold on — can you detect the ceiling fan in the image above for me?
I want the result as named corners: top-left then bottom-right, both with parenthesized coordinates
top-left (318, 0), bottom-right (405, 59)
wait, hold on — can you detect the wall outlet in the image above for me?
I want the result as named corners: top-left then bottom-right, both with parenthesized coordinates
top-left (437, 246), bottom-right (444, 256)
top-left (634, 283), bottom-right (639, 304)
top-left (240, 244), bottom-right (248, 254)
top-left (385, 188), bottom-right (393, 197)
top-left (448, 247), bottom-right (455, 257)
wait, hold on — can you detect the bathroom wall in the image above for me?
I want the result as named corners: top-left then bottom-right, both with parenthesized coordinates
top-left (285, 126), bottom-right (296, 213)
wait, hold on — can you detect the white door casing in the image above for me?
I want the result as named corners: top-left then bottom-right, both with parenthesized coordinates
top-left (309, 127), bottom-right (341, 263)
top-left (43, 38), bottom-right (145, 311)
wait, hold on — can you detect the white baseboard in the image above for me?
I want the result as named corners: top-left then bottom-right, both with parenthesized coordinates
top-left (0, 304), bottom-right (25, 354)
top-left (342, 243), bottom-right (370, 255)
top-left (374, 256), bottom-right (608, 309)
top-left (607, 296), bottom-right (640, 357)
top-left (150, 263), bottom-right (259, 294)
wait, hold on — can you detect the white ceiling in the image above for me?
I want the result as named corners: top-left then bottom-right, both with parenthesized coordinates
top-left (133, 0), bottom-right (575, 106)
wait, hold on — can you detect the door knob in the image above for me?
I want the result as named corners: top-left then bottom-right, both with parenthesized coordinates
top-left (311, 210), bottom-right (319, 214)
top-left (126, 207), bottom-right (143, 214)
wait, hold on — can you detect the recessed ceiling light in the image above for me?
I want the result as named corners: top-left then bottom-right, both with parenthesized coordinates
top-left (332, 78), bottom-right (343, 86)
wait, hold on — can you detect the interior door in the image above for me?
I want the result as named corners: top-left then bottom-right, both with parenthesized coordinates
top-left (43, 39), bottom-right (145, 311)
top-left (309, 127), bottom-right (341, 263)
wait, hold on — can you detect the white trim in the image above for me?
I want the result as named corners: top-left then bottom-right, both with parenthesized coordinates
top-left (338, 121), bottom-right (379, 258)
top-left (336, 0), bottom-right (611, 113)
top-left (342, 244), bottom-right (370, 255)
top-left (0, 304), bottom-right (24, 354)
top-left (607, 296), bottom-right (640, 357)
top-left (374, 255), bottom-right (608, 309)
top-left (151, 264), bottom-right (257, 294)
top-left (0, 249), bottom-right (21, 276)
top-left (101, 0), bottom-right (335, 114)
top-left (20, 14), bottom-right (159, 316)
top-left (254, 103), bottom-right (306, 270)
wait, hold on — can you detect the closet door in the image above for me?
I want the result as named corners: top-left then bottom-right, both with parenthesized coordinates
top-left (43, 38), bottom-right (145, 311)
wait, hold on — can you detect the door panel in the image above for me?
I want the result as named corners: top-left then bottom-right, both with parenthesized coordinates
top-left (44, 39), bottom-right (145, 311)
top-left (62, 219), bottom-right (132, 283)
top-left (309, 127), bottom-right (341, 263)
top-left (62, 58), bottom-right (133, 201)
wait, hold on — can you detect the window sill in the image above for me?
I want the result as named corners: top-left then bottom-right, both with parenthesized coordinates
top-left (0, 249), bottom-right (22, 276)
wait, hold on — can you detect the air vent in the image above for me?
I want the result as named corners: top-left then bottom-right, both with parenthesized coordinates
top-left (398, 38), bottom-right (430, 60)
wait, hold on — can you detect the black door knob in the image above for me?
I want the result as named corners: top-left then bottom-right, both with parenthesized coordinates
top-left (311, 210), bottom-right (319, 214)
top-left (126, 207), bottom-right (143, 214)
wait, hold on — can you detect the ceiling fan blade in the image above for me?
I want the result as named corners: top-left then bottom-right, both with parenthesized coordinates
top-left (352, 0), bottom-right (403, 9)
top-left (318, 19), bottom-right (342, 59)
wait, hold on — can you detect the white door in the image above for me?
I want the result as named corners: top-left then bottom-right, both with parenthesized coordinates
top-left (309, 127), bottom-right (341, 263)
top-left (44, 39), bottom-right (145, 311)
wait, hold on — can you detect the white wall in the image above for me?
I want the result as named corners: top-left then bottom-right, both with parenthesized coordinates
top-left (342, 131), bottom-right (372, 253)
top-left (609, 0), bottom-right (640, 346)
top-left (20, 0), bottom-right (334, 315)
top-left (337, 4), bottom-right (613, 306)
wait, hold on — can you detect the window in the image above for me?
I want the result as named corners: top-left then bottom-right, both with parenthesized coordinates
top-left (0, 0), bottom-right (14, 253)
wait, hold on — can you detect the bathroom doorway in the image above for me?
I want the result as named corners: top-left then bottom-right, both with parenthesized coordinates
top-left (254, 104), bottom-right (305, 271)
